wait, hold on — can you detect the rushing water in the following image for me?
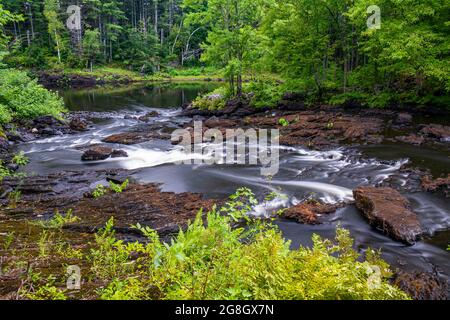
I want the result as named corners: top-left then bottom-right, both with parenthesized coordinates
top-left (20, 82), bottom-right (450, 283)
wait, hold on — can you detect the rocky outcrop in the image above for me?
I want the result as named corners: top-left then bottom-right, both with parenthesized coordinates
top-left (353, 187), bottom-right (422, 245)
top-left (392, 271), bottom-right (448, 300)
top-left (282, 200), bottom-right (342, 224)
top-left (0, 170), bottom-right (217, 239)
top-left (81, 146), bottom-right (128, 161)
top-left (138, 111), bottom-right (160, 122)
top-left (102, 132), bottom-right (156, 145)
top-left (420, 124), bottom-right (450, 142)
top-left (421, 174), bottom-right (450, 196)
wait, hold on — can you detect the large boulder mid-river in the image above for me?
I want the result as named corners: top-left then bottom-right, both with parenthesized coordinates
top-left (81, 146), bottom-right (128, 161)
top-left (353, 187), bottom-right (422, 245)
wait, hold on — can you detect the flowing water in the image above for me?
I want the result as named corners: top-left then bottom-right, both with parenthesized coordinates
top-left (20, 82), bottom-right (450, 282)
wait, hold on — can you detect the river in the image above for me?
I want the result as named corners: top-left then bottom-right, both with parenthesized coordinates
top-left (19, 82), bottom-right (450, 283)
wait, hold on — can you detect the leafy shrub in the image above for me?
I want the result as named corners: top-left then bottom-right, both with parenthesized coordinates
top-left (12, 151), bottom-right (29, 166)
top-left (191, 87), bottom-right (228, 110)
top-left (0, 103), bottom-right (12, 124)
top-left (244, 80), bottom-right (284, 108)
top-left (0, 69), bottom-right (66, 121)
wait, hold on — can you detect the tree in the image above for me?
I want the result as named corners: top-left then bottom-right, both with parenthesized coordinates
top-left (83, 29), bottom-right (101, 71)
top-left (187, 0), bottom-right (263, 97)
top-left (43, 0), bottom-right (65, 64)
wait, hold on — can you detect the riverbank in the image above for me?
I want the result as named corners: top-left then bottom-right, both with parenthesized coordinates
top-left (35, 66), bottom-right (224, 89)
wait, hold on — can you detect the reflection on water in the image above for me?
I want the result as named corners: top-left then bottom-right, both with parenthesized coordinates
top-left (60, 82), bottom-right (220, 111)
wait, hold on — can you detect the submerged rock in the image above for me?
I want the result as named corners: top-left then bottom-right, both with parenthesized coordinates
top-left (282, 200), bottom-right (343, 224)
top-left (353, 186), bottom-right (422, 245)
top-left (392, 271), bottom-right (448, 300)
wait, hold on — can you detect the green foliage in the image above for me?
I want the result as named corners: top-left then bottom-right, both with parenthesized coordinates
top-left (191, 87), bottom-right (228, 110)
top-left (244, 80), bottom-right (285, 108)
top-left (278, 118), bottom-right (290, 127)
top-left (35, 209), bottom-right (80, 229)
top-left (0, 161), bottom-right (11, 181)
top-left (0, 69), bottom-right (66, 122)
top-left (92, 184), bottom-right (107, 199)
top-left (23, 188), bottom-right (410, 300)
top-left (12, 151), bottom-right (29, 166)
top-left (109, 179), bottom-right (129, 194)
top-left (2, 231), bottom-right (15, 250)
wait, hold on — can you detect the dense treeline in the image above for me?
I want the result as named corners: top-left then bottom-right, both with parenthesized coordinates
top-left (1, 1), bottom-right (449, 108)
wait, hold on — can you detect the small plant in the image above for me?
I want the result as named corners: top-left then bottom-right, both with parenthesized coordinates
top-left (326, 122), bottom-right (334, 130)
top-left (109, 179), bottom-right (129, 194)
top-left (92, 184), bottom-right (107, 199)
top-left (2, 231), bottom-right (15, 250)
top-left (35, 209), bottom-right (80, 229)
top-left (278, 118), bottom-right (290, 127)
top-left (7, 189), bottom-right (21, 208)
top-left (38, 230), bottom-right (51, 257)
top-left (12, 151), bottom-right (29, 166)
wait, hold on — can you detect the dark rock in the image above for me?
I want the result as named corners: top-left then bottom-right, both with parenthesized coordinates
top-left (111, 149), bottom-right (129, 158)
top-left (392, 271), bottom-right (448, 300)
top-left (102, 132), bottom-right (153, 145)
top-left (282, 200), bottom-right (342, 224)
top-left (33, 115), bottom-right (63, 127)
top-left (69, 118), bottom-right (89, 131)
top-left (353, 186), bottom-right (422, 245)
top-left (420, 124), bottom-right (450, 141)
top-left (81, 146), bottom-right (114, 161)
top-left (204, 117), bottom-right (238, 129)
top-left (395, 113), bottom-right (413, 125)
top-left (40, 127), bottom-right (63, 136)
top-left (0, 137), bottom-right (10, 152)
top-left (6, 131), bottom-right (24, 142)
top-left (138, 111), bottom-right (159, 122)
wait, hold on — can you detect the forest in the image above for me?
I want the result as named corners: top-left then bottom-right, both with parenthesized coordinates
top-left (0, 0), bottom-right (449, 109)
top-left (0, 0), bottom-right (449, 302)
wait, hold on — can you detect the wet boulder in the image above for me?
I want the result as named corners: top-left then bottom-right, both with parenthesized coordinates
top-left (81, 146), bottom-right (114, 161)
top-left (81, 146), bottom-right (128, 161)
top-left (353, 186), bottom-right (422, 245)
top-left (282, 200), bottom-right (342, 224)
top-left (102, 132), bottom-right (151, 145)
top-left (69, 118), bottom-right (89, 131)
top-left (111, 149), bottom-right (129, 158)
top-left (138, 111), bottom-right (160, 122)
top-left (392, 271), bottom-right (448, 300)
